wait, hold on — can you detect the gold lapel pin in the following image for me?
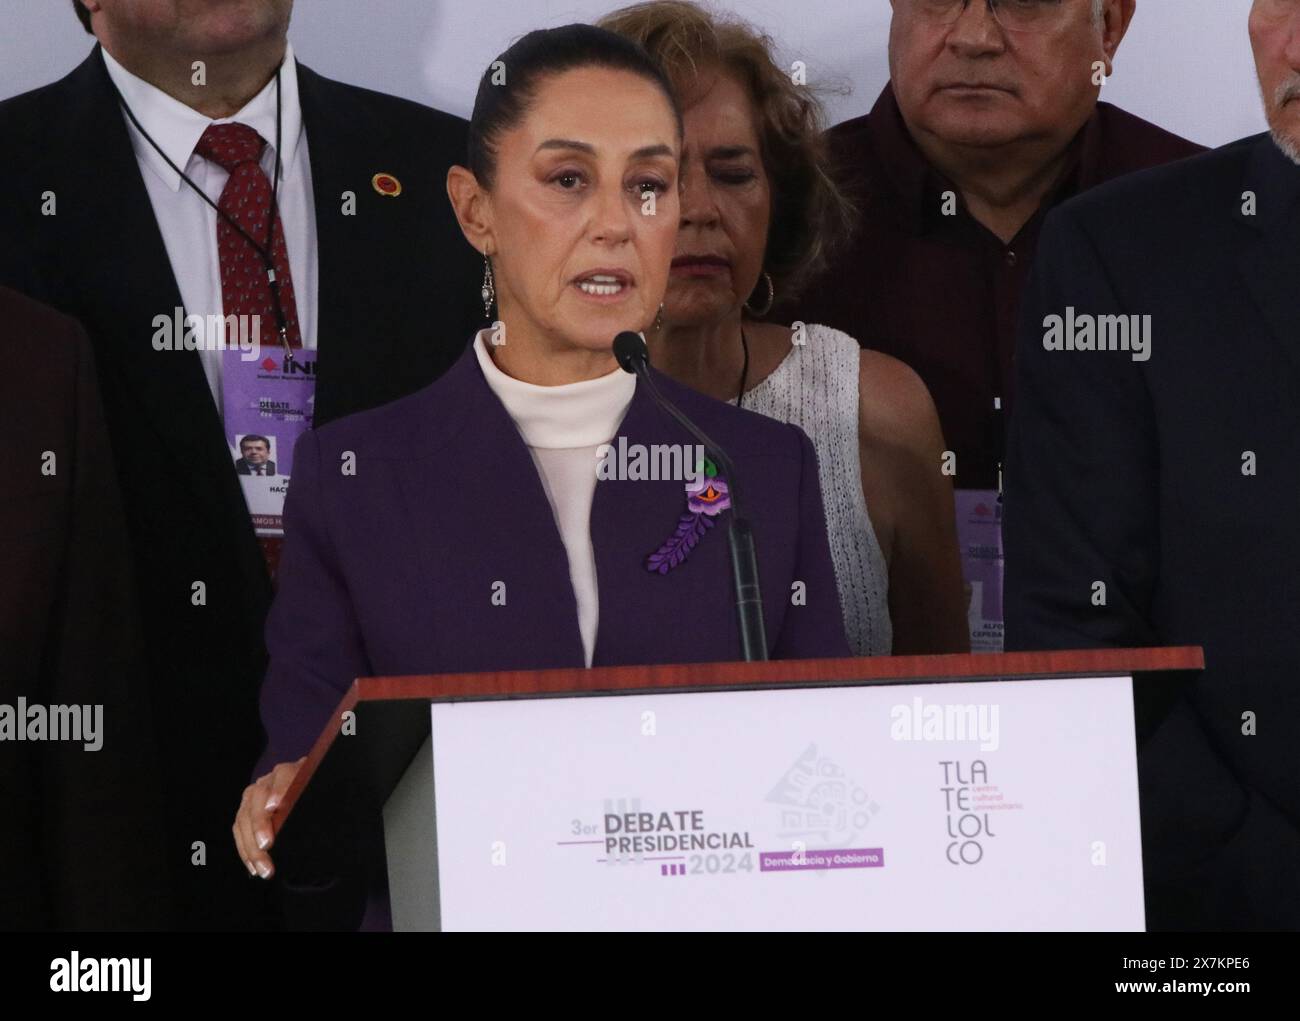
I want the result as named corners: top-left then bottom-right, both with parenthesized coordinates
top-left (371, 172), bottom-right (402, 197)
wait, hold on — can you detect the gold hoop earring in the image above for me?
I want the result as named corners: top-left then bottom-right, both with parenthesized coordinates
top-left (743, 271), bottom-right (774, 318)
top-left (481, 254), bottom-right (495, 320)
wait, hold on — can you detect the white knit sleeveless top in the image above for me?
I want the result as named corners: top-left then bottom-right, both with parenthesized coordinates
top-left (733, 324), bottom-right (892, 656)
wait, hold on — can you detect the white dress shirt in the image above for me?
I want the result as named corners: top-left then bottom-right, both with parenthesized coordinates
top-left (474, 331), bottom-right (636, 667)
top-left (101, 44), bottom-right (318, 414)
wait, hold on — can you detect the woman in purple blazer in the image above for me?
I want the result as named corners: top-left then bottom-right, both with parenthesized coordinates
top-left (233, 25), bottom-right (849, 886)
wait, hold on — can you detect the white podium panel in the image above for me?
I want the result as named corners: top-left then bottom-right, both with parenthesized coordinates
top-left (421, 675), bottom-right (1144, 931)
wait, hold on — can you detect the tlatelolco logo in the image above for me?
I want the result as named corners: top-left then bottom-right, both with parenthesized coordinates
top-left (939, 760), bottom-right (1023, 865)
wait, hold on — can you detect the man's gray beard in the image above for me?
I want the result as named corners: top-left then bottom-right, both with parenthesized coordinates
top-left (1268, 78), bottom-right (1300, 165)
top-left (1271, 129), bottom-right (1300, 166)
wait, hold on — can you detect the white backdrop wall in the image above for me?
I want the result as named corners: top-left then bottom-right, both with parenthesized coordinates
top-left (0, 0), bottom-right (1268, 146)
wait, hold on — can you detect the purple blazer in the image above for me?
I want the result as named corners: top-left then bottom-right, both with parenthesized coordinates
top-left (256, 343), bottom-right (850, 774)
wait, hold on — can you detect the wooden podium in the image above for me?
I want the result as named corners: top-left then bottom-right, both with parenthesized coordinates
top-left (272, 646), bottom-right (1202, 931)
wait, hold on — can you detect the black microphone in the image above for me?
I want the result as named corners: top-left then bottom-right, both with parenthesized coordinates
top-left (613, 331), bottom-right (768, 662)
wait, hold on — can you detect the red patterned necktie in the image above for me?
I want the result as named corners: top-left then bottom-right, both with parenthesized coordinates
top-left (195, 121), bottom-right (302, 583)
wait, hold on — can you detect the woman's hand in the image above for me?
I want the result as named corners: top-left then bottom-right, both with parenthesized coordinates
top-left (233, 757), bottom-right (305, 879)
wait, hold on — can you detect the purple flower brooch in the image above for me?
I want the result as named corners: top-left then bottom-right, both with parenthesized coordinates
top-left (645, 458), bottom-right (731, 574)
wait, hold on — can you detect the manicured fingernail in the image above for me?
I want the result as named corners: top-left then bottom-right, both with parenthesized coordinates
top-left (256, 861), bottom-right (272, 879)
top-left (244, 859), bottom-right (256, 876)
top-left (256, 831), bottom-right (270, 850)
top-left (265, 795), bottom-right (280, 811)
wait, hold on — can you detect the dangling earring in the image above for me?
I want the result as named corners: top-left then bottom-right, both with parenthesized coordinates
top-left (743, 271), bottom-right (775, 318)
top-left (481, 253), bottom-right (495, 320)
top-left (653, 302), bottom-right (664, 333)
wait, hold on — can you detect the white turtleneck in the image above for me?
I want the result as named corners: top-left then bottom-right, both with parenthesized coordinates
top-left (473, 330), bottom-right (636, 666)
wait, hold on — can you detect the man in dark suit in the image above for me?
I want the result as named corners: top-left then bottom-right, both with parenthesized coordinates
top-left (1005, 0), bottom-right (1300, 931)
top-left (0, 285), bottom-right (169, 929)
top-left (0, 0), bottom-right (480, 929)
top-left (235, 435), bottom-right (276, 476)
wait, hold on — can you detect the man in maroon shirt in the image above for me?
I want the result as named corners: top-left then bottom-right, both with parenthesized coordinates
top-left (788, 0), bottom-right (1203, 650)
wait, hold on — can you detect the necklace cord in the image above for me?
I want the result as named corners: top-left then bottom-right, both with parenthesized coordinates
top-left (737, 327), bottom-right (750, 409)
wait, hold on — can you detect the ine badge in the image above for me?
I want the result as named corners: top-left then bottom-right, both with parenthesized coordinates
top-left (223, 348), bottom-right (317, 536)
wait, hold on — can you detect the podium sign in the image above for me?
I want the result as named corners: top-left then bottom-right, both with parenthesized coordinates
top-left (403, 673), bottom-right (1144, 931)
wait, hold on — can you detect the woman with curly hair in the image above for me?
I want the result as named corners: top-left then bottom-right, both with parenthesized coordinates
top-left (602, 1), bottom-right (968, 655)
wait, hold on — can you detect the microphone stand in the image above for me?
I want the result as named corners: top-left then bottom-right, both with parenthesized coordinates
top-left (614, 332), bottom-right (768, 661)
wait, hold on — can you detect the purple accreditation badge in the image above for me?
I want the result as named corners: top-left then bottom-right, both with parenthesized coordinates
top-left (954, 489), bottom-right (1004, 654)
top-left (223, 348), bottom-right (317, 536)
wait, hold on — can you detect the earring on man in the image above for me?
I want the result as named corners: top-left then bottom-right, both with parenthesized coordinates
top-left (743, 271), bottom-right (775, 318)
top-left (481, 253), bottom-right (495, 319)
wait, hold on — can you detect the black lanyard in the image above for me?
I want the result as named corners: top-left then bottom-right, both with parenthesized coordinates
top-left (109, 62), bottom-right (296, 362)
